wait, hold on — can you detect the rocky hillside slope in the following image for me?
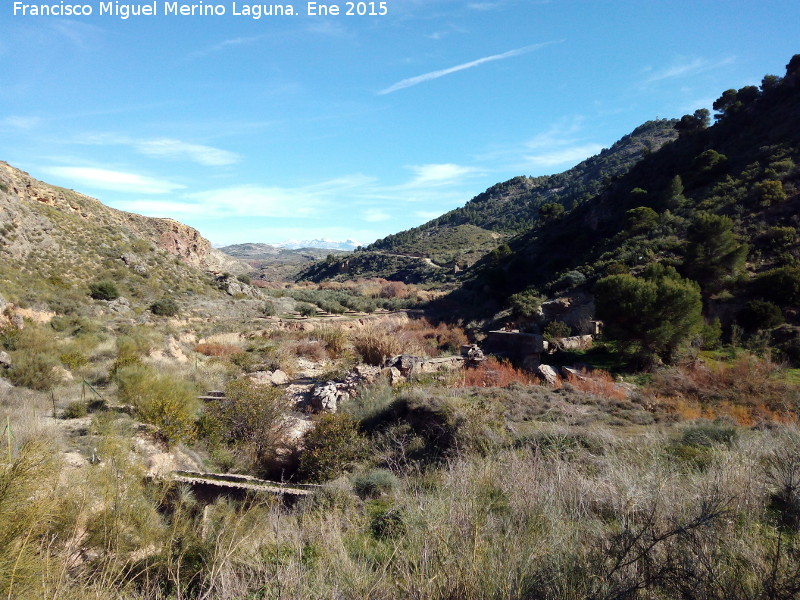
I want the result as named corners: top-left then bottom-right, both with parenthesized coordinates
top-left (301, 119), bottom-right (679, 283)
top-left (0, 162), bottom-right (245, 309)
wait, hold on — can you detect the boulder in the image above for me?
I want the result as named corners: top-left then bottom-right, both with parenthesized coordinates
top-left (0, 351), bottom-right (11, 369)
top-left (249, 370), bottom-right (290, 386)
top-left (561, 366), bottom-right (587, 381)
top-left (107, 297), bottom-right (131, 313)
top-left (0, 378), bottom-right (13, 393)
top-left (384, 354), bottom-right (424, 376)
top-left (536, 364), bottom-right (560, 386)
top-left (381, 366), bottom-right (405, 386)
top-left (550, 335), bottom-right (593, 352)
top-left (311, 382), bottom-right (341, 412)
top-left (461, 344), bottom-right (486, 363)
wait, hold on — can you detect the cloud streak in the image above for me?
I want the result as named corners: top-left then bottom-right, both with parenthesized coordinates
top-left (44, 166), bottom-right (185, 194)
top-left (643, 56), bottom-right (735, 84)
top-left (379, 41), bottom-right (557, 94)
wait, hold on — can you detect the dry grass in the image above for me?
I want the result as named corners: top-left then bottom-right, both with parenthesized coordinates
top-left (402, 317), bottom-right (468, 356)
top-left (350, 324), bottom-right (426, 366)
top-left (458, 357), bottom-right (537, 387)
top-left (564, 368), bottom-right (628, 401)
top-left (652, 355), bottom-right (800, 424)
top-left (195, 343), bottom-right (244, 358)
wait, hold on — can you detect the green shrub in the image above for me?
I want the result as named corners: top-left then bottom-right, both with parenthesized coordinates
top-left (755, 180), bottom-right (787, 206)
top-left (150, 297), bottom-right (179, 317)
top-left (236, 274), bottom-right (251, 285)
top-left (261, 301), bottom-right (277, 317)
top-left (753, 267), bottom-right (800, 305)
top-left (553, 270), bottom-right (586, 291)
top-left (298, 303), bottom-right (317, 318)
top-left (507, 288), bottom-right (543, 319)
top-left (63, 401), bottom-right (88, 419)
top-left (112, 329), bottom-right (157, 374)
top-left (203, 379), bottom-right (293, 476)
top-left (8, 350), bottom-right (59, 391)
top-left (680, 421), bottom-right (738, 448)
top-left (88, 280), bottom-right (120, 301)
top-left (543, 321), bottom-right (571, 340)
top-left (299, 413), bottom-right (367, 482)
top-left (59, 351), bottom-right (88, 370)
top-left (368, 499), bottom-right (406, 539)
top-left (353, 469), bottom-right (399, 499)
top-left (115, 364), bottom-right (199, 444)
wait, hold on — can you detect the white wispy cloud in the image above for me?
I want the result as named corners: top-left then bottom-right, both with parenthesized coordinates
top-left (379, 41), bottom-right (557, 94)
top-left (75, 133), bottom-right (240, 166)
top-left (476, 117), bottom-right (606, 173)
top-left (189, 35), bottom-right (264, 59)
top-left (363, 209), bottom-right (392, 222)
top-left (116, 174), bottom-right (376, 220)
top-left (0, 116), bottom-right (41, 129)
top-left (135, 139), bottom-right (239, 166)
top-left (406, 163), bottom-right (479, 186)
top-left (524, 144), bottom-right (605, 169)
top-left (44, 166), bottom-right (185, 194)
top-left (644, 56), bottom-right (735, 84)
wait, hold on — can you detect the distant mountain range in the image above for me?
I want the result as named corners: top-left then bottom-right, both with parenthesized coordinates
top-left (219, 239), bottom-right (360, 256)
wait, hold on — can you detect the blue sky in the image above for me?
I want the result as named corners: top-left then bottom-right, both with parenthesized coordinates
top-left (1, 0), bottom-right (798, 247)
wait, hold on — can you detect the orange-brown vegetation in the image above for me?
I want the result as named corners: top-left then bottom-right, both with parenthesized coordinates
top-left (458, 357), bottom-right (537, 387)
top-left (291, 340), bottom-right (329, 362)
top-left (402, 318), bottom-right (468, 356)
top-left (195, 343), bottom-right (243, 358)
top-left (651, 356), bottom-right (800, 425)
top-left (564, 369), bottom-right (628, 401)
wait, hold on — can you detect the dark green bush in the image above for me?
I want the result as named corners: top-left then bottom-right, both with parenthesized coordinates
top-left (753, 267), bottom-right (800, 305)
top-left (150, 297), bottom-right (179, 317)
top-left (63, 401), bottom-right (88, 419)
top-left (299, 413), bottom-right (367, 481)
top-left (738, 300), bottom-right (784, 331)
top-left (543, 321), bottom-right (571, 340)
top-left (88, 280), bottom-right (119, 301)
top-left (298, 303), bottom-right (317, 318)
top-left (368, 499), bottom-right (406, 540)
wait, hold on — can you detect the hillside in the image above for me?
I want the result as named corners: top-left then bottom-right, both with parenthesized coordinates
top-left (436, 56), bottom-right (800, 356)
top-left (301, 119), bottom-right (678, 282)
top-left (220, 243), bottom-right (351, 281)
top-left (0, 162), bottom-right (245, 311)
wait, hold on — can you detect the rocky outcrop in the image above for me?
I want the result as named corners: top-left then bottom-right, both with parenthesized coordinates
top-left (540, 293), bottom-right (596, 334)
top-left (0, 161), bottom-right (246, 274)
top-left (249, 370), bottom-right (290, 386)
top-left (547, 335), bottom-right (594, 353)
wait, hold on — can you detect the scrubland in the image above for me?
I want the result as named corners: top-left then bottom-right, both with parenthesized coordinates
top-left (1, 285), bottom-right (799, 599)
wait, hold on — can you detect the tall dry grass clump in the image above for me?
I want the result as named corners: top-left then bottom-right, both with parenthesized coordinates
top-left (350, 323), bottom-right (424, 366)
top-left (653, 355), bottom-right (800, 424)
top-left (459, 357), bottom-right (537, 387)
